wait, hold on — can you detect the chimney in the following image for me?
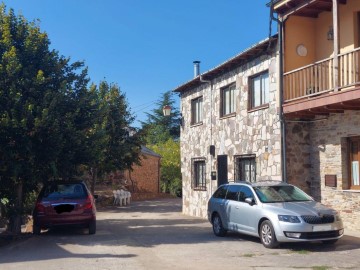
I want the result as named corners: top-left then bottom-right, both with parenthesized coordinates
top-left (193, 61), bottom-right (200, 78)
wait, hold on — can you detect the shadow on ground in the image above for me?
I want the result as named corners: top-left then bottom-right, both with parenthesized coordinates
top-left (1, 198), bottom-right (359, 265)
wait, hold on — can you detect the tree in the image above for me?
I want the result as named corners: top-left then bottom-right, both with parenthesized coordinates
top-left (148, 139), bottom-right (181, 196)
top-left (85, 81), bottom-right (142, 194)
top-left (140, 91), bottom-right (180, 145)
top-left (0, 5), bottom-right (143, 233)
top-left (140, 91), bottom-right (181, 194)
top-left (0, 5), bottom-right (93, 233)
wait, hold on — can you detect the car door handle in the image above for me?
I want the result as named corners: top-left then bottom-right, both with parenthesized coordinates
top-left (235, 206), bottom-right (239, 209)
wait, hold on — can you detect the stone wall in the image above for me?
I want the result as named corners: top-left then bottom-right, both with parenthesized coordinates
top-left (286, 111), bottom-right (360, 231)
top-left (180, 52), bottom-right (282, 218)
top-left (285, 122), bottom-right (312, 194)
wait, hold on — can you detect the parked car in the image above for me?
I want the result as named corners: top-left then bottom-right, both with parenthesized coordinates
top-left (207, 181), bottom-right (344, 248)
top-left (32, 180), bottom-right (97, 235)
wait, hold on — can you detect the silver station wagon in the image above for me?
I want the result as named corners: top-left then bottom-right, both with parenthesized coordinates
top-left (207, 181), bottom-right (344, 248)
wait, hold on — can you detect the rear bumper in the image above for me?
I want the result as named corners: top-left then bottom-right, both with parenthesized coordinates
top-left (34, 213), bottom-right (96, 229)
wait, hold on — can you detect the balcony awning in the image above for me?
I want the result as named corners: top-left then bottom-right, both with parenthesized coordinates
top-left (273, 0), bottom-right (347, 18)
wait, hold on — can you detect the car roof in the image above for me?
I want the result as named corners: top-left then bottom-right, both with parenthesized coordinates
top-left (43, 180), bottom-right (86, 186)
top-left (223, 181), bottom-right (291, 188)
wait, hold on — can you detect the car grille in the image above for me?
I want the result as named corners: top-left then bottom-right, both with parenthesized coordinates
top-left (301, 215), bottom-right (334, 224)
top-left (299, 230), bottom-right (341, 240)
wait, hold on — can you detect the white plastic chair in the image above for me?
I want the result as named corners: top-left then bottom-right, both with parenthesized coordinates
top-left (125, 191), bottom-right (131, 205)
top-left (116, 190), bottom-right (124, 206)
top-left (113, 190), bottom-right (119, 205)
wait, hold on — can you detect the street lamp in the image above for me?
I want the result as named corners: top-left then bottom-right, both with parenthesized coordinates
top-left (163, 105), bottom-right (171, 116)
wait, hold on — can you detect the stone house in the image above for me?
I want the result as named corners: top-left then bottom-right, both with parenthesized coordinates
top-left (173, 36), bottom-right (281, 217)
top-left (272, 0), bottom-right (360, 230)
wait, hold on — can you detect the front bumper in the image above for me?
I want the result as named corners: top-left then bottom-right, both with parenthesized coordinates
top-left (274, 220), bottom-right (344, 242)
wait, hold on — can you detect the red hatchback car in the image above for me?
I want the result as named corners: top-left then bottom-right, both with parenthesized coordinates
top-left (32, 181), bottom-right (97, 235)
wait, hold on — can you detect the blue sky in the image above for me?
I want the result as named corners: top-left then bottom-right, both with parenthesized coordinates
top-left (4, 0), bottom-right (276, 127)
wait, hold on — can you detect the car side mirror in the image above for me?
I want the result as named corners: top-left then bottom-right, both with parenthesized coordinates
top-left (245, 197), bottom-right (255, 206)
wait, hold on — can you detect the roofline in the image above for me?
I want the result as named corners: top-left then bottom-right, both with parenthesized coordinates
top-left (141, 145), bottom-right (161, 158)
top-left (173, 35), bottom-right (278, 94)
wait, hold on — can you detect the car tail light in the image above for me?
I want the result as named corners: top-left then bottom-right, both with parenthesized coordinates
top-left (35, 202), bottom-right (45, 214)
top-left (84, 195), bottom-right (93, 210)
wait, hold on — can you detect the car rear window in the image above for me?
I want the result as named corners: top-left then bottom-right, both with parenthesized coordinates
top-left (42, 183), bottom-right (87, 200)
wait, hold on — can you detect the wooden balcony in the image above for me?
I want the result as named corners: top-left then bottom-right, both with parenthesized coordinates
top-left (283, 48), bottom-right (360, 119)
top-left (284, 48), bottom-right (360, 101)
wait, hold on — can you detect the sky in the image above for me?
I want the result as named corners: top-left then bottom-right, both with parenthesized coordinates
top-left (4, 0), bottom-right (277, 127)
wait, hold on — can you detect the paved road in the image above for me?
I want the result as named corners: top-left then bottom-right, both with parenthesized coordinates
top-left (0, 198), bottom-right (360, 270)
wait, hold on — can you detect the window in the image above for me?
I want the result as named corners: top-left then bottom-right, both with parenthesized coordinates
top-left (249, 71), bottom-right (269, 109)
top-left (191, 96), bottom-right (203, 124)
top-left (192, 158), bottom-right (206, 190)
top-left (220, 83), bottom-right (236, 116)
top-left (234, 156), bottom-right (256, 183)
top-left (349, 137), bottom-right (360, 190)
top-left (238, 186), bottom-right (255, 202)
top-left (213, 185), bottom-right (228, 199)
top-left (225, 185), bottom-right (241, 201)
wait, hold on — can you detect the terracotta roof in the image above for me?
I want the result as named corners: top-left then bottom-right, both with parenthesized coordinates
top-left (173, 35), bottom-right (278, 94)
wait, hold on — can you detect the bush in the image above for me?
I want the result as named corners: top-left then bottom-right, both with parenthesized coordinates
top-left (168, 178), bottom-right (182, 197)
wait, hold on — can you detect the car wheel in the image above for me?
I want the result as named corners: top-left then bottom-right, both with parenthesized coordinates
top-left (212, 214), bottom-right (227, 237)
top-left (322, 239), bottom-right (338, 245)
top-left (89, 220), bottom-right (96, 235)
top-left (260, 220), bottom-right (279, 248)
top-left (33, 223), bottom-right (41, 235)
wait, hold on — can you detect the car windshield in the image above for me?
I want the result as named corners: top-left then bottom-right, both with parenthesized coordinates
top-left (253, 185), bottom-right (312, 203)
top-left (42, 183), bottom-right (87, 200)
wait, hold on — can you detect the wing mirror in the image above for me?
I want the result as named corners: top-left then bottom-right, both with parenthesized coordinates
top-left (245, 197), bottom-right (255, 206)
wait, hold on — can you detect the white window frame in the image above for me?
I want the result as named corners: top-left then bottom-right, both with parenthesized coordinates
top-left (250, 71), bottom-right (269, 109)
top-left (221, 83), bottom-right (236, 116)
top-left (191, 96), bottom-right (203, 125)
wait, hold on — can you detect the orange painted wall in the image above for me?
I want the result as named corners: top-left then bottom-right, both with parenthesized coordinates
top-left (284, 0), bottom-right (360, 72)
top-left (284, 16), bottom-right (316, 72)
top-left (338, 0), bottom-right (360, 52)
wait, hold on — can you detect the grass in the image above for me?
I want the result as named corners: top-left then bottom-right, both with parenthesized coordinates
top-left (311, 266), bottom-right (331, 270)
top-left (290, 249), bottom-right (311, 255)
top-left (242, 253), bottom-right (256, 257)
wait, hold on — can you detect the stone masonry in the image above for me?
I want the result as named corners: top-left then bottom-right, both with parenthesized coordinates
top-left (179, 40), bottom-right (282, 218)
top-left (286, 111), bottom-right (360, 231)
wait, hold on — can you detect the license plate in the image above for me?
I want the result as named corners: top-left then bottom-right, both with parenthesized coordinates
top-left (312, 225), bottom-right (332, 232)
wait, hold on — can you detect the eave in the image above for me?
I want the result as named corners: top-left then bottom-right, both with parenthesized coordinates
top-left (173, 35), bottom-right (278, 93)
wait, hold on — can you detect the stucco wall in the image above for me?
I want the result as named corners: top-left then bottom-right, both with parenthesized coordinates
top-left (284, 0), bottom-right (360, 72)
top-left (286, 111), bottom-right (360, 231)
top-left (180, 52), bottom-right (281, 218)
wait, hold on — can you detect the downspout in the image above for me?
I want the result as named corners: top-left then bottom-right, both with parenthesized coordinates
top-left (269, 1), bottom-right (287, 182)
top-left (193, 61), bottom-right (214, 193)
top-left (200, 75), bottom-right (213, 194)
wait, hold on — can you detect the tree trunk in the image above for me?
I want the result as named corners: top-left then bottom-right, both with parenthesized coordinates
top-left (8, 181), bottom-right (23, 235)
top-left (128, 170), bottom-right (136, 192)
top-left (90, 167), bottom-right (98, 195)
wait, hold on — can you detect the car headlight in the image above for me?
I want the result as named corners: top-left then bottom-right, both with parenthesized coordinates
top-left (278, 215), bottom-right (301, 223)
top-left (335, 213), bottom-right (342, 222)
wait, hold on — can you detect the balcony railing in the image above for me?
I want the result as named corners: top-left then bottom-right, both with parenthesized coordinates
top-left (284, 48), bottom-right (360, 101)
